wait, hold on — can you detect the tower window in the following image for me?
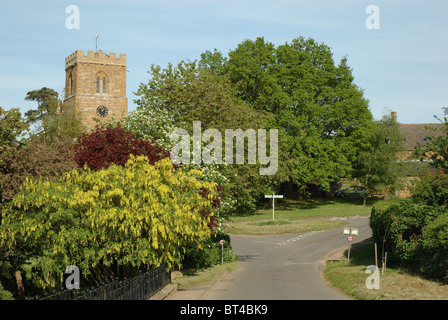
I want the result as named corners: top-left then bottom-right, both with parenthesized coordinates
top-left (68, 74), bottom-right (73, 94)
top-left (96, 77), bottom-right (100, 93)
top-left (103, 77), bottom-right (107, 93)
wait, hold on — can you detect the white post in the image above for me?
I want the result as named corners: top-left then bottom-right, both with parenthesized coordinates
top-left (219, 239), bottom-right (225, 265)
top-left (265, 194), bottom-right (283, 222)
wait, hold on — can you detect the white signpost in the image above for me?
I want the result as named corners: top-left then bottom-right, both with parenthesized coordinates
top-left (264, 193), bottom-right (283, 221)
top-left (343, 227), bottom-right (359, 261)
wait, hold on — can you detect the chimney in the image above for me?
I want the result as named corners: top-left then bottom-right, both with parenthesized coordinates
top-left (391, 111), bottom-right (397, 122)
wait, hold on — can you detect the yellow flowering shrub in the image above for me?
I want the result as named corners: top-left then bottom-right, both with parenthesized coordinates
top-left (0, 155), bottom-right (217, 282)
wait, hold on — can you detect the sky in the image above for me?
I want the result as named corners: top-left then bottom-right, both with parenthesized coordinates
top-left (0, 0), bottom-right (447, 124)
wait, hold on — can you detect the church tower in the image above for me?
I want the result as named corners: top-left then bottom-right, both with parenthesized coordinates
top-left (64, 50), bottom-right (128, 130)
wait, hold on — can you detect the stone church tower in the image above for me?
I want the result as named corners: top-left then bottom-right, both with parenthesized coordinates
top-left (64, 50), bottom-right (128, 130)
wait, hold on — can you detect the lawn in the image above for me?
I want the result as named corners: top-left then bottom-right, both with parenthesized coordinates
top-left (223, 197), bottom-right (374, 235)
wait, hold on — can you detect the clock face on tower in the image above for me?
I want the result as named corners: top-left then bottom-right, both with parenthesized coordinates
top-left (96, 105), bottom-right (108, 117)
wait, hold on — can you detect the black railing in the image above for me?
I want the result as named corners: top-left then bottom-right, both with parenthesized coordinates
top-left (35, 265), bottom-right (171, 300)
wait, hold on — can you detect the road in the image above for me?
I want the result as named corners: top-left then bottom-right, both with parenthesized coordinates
top-left (167, 216), bottom-right (372, 300)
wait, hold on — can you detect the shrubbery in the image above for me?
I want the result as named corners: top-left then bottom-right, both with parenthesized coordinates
top-left (419, 214), bottom-right (448, 279)
top-left (0, 281), bottom-right (13, 300)
top-left (73, 124), bottom-right (170, 171)
top-left (183, 232), bottom-right (237, 270)
top-left (1, 115), bottom-right (239, 299)
top-left (411, 170), bottom-right (448, 207)
top-left (370, 171), bottom-right (448, 281)
top-left (0, 156), bottom-right (219, 292)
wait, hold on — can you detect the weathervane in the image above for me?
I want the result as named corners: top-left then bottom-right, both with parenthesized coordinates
top-left (95, 33), bottom-right (98, 52)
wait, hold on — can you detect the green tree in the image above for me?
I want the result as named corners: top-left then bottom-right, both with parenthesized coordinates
top-left (205, 37), bottom-right (373, 194)
top-left (24, 88), bottom-right (83, 143)
top-left (354, 111), bottom-right (406, 201)
top-left (134, 60), bottom-right (266, 132)
top-left (199, 48), bottom-right (227, 76)
top-left (0, 107), bottom-right (29, 166)
top-left (24, 87), bottom-right (58, 128)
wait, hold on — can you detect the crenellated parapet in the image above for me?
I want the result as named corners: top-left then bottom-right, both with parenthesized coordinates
top-left (65, 49), bottom-right (126, 69)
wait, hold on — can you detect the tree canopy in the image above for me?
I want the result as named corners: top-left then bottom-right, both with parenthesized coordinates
top-left (200, 36), bottom-right (374, 194)
top-left (24, 87), bottom-right (84, 143)
top-left (0, 107), bottom-right (29, 164)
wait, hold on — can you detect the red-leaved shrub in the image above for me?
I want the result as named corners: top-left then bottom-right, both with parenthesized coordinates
top-left (73, 125), bottom-right (170, 171)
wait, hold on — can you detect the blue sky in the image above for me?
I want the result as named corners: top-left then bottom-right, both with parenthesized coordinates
top-left (0, 0), bottom-right (447, 123)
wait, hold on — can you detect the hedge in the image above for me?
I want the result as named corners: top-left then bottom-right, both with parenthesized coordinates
top-left (419, 213), bottom-right (448, 280)
top-left (370, 197), bottom-right (448, 281)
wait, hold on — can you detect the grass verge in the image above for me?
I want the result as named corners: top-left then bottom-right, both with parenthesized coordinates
top-left (323, 242), bottom-right (448, 300)
top-left (224, 198), bottom-right (373, 235)
top-left (172, 261), bottom-right (238, 289)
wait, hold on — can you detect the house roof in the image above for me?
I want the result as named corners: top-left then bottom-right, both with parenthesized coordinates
top-left (399, 123), bottom-right (445, 151)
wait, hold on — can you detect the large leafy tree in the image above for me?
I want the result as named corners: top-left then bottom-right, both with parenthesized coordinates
top-left (24, 87), bottom-right (59, 121)
top-left (135, 36), bottom-right (373, 208)
top-left (201, 37), bottom-right (374, 194)
top-left (24, 87), bottom-right (83, 143)
top-left (134, 60), bottom-right (267, 133)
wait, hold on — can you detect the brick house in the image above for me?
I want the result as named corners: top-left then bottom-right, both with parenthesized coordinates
top-left (394, 111), bottom-right (445, 159)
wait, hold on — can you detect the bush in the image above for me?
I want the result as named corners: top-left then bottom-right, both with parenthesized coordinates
top-left (0, 137), bottom-right (77, 203)
top-left (0, 281), bottom-right (13, 300)
top-left (370, 197), bottom-right (403, 245)
top-left (73, 124), bottom-right (170, 171)
top-left (183, 232), bottom-right (237, 270)
top-left (390, 200), bottom-right (446, 264)
top-left (369, 169), bottom-right (448, 282)
top-left (411, 171), bottom-right (448, 207)
top-left (419, 213), bottom-right (448, 280)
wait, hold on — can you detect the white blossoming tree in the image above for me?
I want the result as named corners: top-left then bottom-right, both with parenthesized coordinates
top-left (120, 106), bottom-right (237, 224)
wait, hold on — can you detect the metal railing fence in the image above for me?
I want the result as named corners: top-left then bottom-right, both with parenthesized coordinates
top-left (35, 265), bottom-right (170, 300)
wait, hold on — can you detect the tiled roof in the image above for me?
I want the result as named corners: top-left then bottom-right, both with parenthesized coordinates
top-left (399, 123), bottom-right (445, 151)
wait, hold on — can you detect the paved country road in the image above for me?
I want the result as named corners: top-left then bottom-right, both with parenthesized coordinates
top-left (167, 216), bottom-right (371, 300)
